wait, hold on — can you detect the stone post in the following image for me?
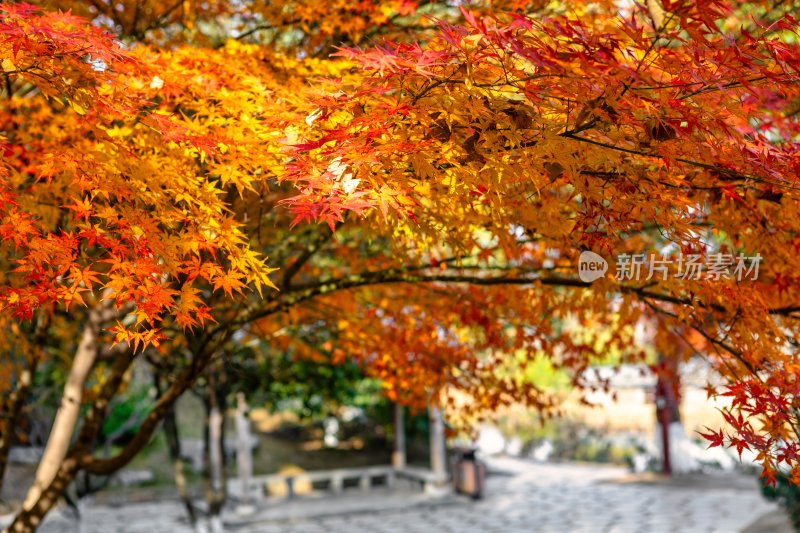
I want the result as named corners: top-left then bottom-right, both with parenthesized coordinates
top-left (429, 406), bottom-right (447, 485)
top-left (392, 403), bottom-right (406, 469)
top-left (235, 393), bottom-right (253, 502)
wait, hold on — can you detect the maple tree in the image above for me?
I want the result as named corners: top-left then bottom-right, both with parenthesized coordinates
top-left (286, 0), bottom-right (800, 484)
top-left (2, 0), bottom-right (800, 530)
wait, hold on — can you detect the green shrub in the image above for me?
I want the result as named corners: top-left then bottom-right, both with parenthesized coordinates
top-left (761, 472), bottom-right (800, 531)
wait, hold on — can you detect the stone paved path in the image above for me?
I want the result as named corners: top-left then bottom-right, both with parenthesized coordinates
top-left (9, 459), bottom-right (780, 532)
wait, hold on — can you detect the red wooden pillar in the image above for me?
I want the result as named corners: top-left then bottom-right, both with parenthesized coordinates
top-left (655, 354), bottom-right (680, 476)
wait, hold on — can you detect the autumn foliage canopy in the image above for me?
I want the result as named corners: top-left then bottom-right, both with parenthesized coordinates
top-left (2, 0), bottom-right (800, 521)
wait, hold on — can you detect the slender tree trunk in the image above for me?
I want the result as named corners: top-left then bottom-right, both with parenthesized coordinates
top-left (207, 404), bottom-right (224, 533)
top-left (203, 366), bottom-right (227, 533)
top-left (80, 349), bottom-right (213, 476)
top-left (5, 336), bottom-right (221, 531)
top-left (6, 312), bottom-right (133, 532)
top-left (158, 374), bottom-right (198, 528)
top-left (0, 367), bottom-right (33, 492)
top-left (20, 308), bottom-right (106, 513)
top-left (4, 458), bottom-right (80, 532)
top-left (0, 312), bottom-right (48, 493)
top-left (198, 392), bottom-right (213, 533)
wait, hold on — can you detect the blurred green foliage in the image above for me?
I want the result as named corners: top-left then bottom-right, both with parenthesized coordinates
top-left (761, 473), bottom-right (800, 531)
top-left (100, 384), bottom-right (152, 444)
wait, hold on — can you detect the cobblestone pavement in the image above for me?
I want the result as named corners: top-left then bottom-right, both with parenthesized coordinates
top-left (12, 459), bottom-right (779, 533)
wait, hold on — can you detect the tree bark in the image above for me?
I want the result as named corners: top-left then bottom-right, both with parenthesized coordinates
top-left (159, 374), bottom-right (199, 528)
top-left (5, 328), bottom-right (138, 531)
top-left (6, 330), bottom-right (224, 530)
top-left (19, 307), bottom-right (107, 513)
top-left (207, 404), bottom-right (224, 533)
top-left (4, 458), bottom-right (80, 532)
top-left (203, 365), bottom-right (227, 533)
top-left (0, 367), bottom-right (33, 493)
top-left (0, 312), bottom-right (48, 493)
top-left (7, 367), bottom-right (134, 531)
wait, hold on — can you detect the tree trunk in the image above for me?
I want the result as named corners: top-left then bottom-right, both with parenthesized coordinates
top-left (0, 312), bottom-right (48, 493)
top-left (5, 341), bottom-right (138, 532)
top-left (207, 364), bottom-right (227, 533)
top-left (19, 308), bottom-right (106, 513)
top-left (80, 348), bottom-right (212, 476)
top-left (4, 458), bottom-right (80, 532)
top-left (5, 335), bottom-right (216, 531)
top-left (0, 367), bottom-right (33, 492)
top-left (202, 365), bottom-right (228, 533)
top-left (207, 405), bottom-right (224, 533)
top-left (159, 375), bottom-right (199, 528)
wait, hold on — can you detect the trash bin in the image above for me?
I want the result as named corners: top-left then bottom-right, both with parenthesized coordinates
top-left (452, 447), bottom-right (485, 499)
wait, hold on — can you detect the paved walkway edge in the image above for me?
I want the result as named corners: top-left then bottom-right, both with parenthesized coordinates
top-left (224, 492), bottom-right (465, 528)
